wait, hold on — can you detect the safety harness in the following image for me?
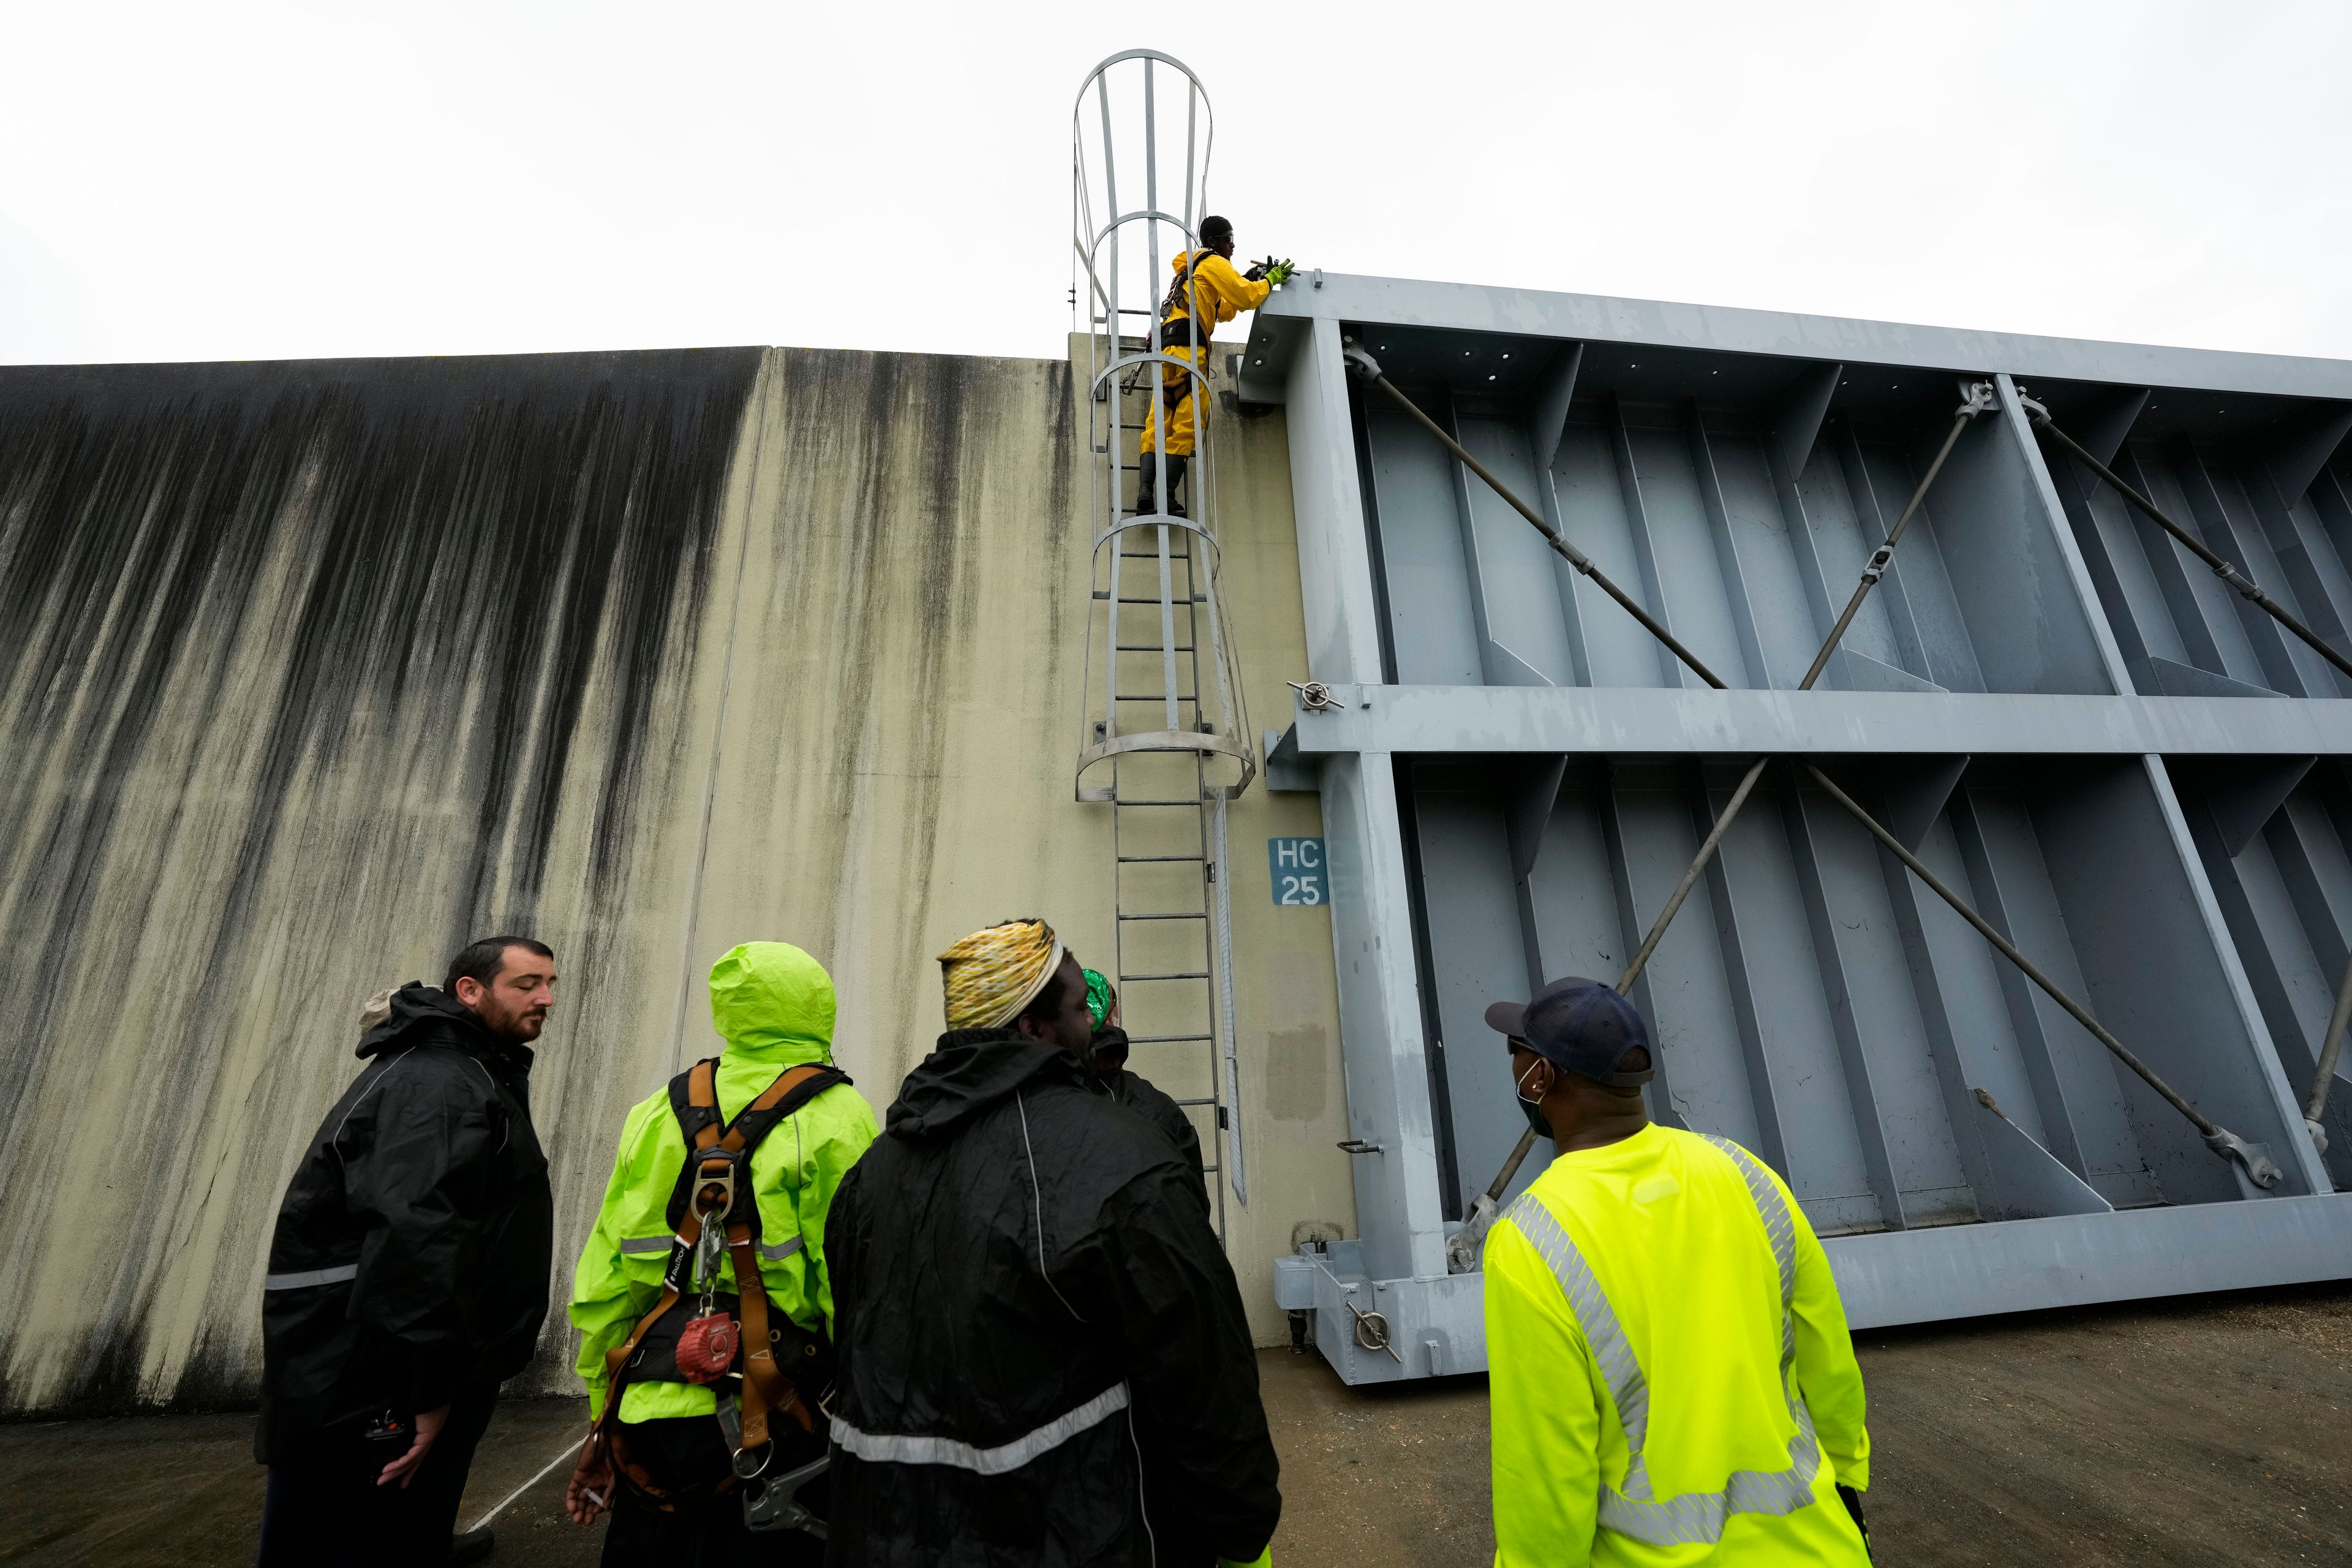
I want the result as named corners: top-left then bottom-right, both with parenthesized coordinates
top-left (594, 1057), bottom-right (849, 1527)
top-left (1155, 247), bottom-right (1216, 352)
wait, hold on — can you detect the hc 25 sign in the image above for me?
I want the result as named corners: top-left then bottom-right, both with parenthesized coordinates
top-left (1268, 838), bottom-right (1327, 906)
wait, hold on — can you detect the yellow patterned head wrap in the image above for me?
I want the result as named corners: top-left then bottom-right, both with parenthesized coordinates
top-left (938, 918), bottom-right (1067, 1030)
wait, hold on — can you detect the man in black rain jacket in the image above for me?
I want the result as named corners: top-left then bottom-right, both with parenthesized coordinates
top-left (825, 919), bottom-right (1280, 1567)
top-left (255, 937), bottom-right (559, 1568)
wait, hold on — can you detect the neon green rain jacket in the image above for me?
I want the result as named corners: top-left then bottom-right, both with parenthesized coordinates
top-left (569, 943), bottom-right (879, 1422)
top-left (1485, 1124), bottom-right (1871, 1566)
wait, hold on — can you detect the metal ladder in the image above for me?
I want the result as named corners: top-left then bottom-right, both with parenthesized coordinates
top-left (1074, 50), bottom-right (1255, 1241)
top-left (1106, 528), bottom-right (1234, 1237)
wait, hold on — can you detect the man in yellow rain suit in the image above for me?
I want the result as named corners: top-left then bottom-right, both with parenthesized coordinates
top-left (562, 942), bottom-right (879, 1567)
top-left (1136, 214), bottom-right (1291, 519)
top-left (1482, 978), bottom-right (1873, 1565)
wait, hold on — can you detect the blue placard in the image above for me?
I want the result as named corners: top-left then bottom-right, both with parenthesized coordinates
top-left (1268, 837), bottom-right (1327, 906)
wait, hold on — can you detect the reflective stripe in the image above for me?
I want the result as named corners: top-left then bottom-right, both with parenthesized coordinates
top-left (1506, 1194), bottom-right (1656, 1499)
top-left (624, 1232), bottom-right (800, 1261)
top-left (622, 1227), bottom-right (801, 1261)
top-left (263, 1264), bottom-right (358, 1291)
top-left (831, 1381), bottom-right (1129, 1477)
top-left (1502, 1134), bottom-right (1823, 1548)
top-left (1702, 1135), bottom-right (1799, 1369)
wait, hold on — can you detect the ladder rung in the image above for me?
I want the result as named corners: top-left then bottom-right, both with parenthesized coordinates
top-left (1126, 1033), bottom-right (1213, 1044)
top-left (1116, 644), bottom-right (1197, 652)
top-left (1117, 854), bottom-right (1204, 862)
top-left (1173, 1096), bottom-right (1219, 1107)
top-left (1120, 971), bottom-right (1210, 981)
top-left (1112, 798), bottom-right (1199, 807)
top-left (1115, 693), bottom-right (1198, 702)
top-left (1114, 595), bottom-right (1205, 604)
top-left (1118, 551), bottom-right (1198, 559)
top-left (1118, 911), bottom-right (1207, 921)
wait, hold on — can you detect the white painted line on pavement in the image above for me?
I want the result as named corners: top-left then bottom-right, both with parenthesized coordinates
top-left (465, 1437), bottom-right (581, 1534)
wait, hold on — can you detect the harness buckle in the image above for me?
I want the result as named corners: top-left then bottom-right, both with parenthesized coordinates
top-left (741, 1455), bottom-right (830, 1539)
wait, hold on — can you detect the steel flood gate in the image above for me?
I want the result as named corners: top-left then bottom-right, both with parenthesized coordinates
top-left (1247, 277), bottom-right (2352, 1385)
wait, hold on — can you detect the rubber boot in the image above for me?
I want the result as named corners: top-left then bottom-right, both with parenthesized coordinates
top-left (452, 1529), bottom-right (496, 1566)
top-left (1135, 454), bottom-right (1187, 518)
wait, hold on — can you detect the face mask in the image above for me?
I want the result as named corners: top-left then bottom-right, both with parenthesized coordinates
top-left (1515, 1058), bottom-right (1555, 1140)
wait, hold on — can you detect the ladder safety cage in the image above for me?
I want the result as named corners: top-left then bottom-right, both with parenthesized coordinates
top-left (1071, 51), bottom-right (1257, 1235)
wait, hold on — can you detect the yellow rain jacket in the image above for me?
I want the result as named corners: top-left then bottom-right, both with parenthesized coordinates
top-left (1142, 248), bottom-right (1273, 458)
top-left (1485, 1124), bottom-right (1871, 1566)
top-left (569, 943), bottom-right (879, 1422)
top-left (1161, 247), bottom-right (1272, 343)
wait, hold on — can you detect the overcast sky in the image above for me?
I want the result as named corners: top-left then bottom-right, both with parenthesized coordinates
top-left (4, 1), bottom-right (2348, 368)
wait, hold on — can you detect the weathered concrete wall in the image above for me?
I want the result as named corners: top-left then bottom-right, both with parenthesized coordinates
top-left (0, 341), bottom-right (1349, 1412)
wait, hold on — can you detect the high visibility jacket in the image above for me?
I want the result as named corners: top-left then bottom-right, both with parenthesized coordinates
top-left (568, 942), bottom-right (880, 1423)
top-left (1485, 1124), bottom-right (1871, 1566)
top-left (1158, 248), bottom-right (1271, 342)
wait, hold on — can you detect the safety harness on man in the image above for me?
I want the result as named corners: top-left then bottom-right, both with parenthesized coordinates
top-left (594, 1057), bottom-right (849, 1536)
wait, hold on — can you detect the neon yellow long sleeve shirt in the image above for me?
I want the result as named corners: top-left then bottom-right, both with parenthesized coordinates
top-left (568, 943), bottom-right (879, 1422)
top-left (1485, 1123), bottom-right (1870, 1566)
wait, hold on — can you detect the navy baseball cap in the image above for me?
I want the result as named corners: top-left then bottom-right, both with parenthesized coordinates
top-left (1483, 977), bottom-right (1655, 1088)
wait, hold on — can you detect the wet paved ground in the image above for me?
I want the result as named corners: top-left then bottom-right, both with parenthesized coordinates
top-left (6, 1281), bottom-right (2346, 1567)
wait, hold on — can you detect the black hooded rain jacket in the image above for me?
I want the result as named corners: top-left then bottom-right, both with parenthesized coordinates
top-left (257, 984), bottom-right (553, 1460)
top-left (825, 1027), bottom-right (1279, 1567)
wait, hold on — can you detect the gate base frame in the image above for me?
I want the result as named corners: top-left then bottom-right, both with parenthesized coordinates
top-left (1277, 1194), bottom-right (2352, 1387)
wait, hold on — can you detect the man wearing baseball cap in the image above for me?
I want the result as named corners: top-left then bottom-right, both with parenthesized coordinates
top-left (1482, 979), bottom-right (1873, 1565)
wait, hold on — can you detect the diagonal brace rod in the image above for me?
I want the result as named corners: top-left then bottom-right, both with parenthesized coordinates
top-left (1344, 348), bottom-right (2288, 1247)
top-left (1615, 387), bottom-right (1991, 1003)
top-left (1455, 387), bottom-right (1991, 1227)
top-left (2030, 404), bottom-right (2352, 684)
top-left (2304, 950), bottom-right (2352, 1156)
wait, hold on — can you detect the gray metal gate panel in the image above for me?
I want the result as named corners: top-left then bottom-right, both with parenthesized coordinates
top-left (1257, 274), bottom-right (2352, 1381)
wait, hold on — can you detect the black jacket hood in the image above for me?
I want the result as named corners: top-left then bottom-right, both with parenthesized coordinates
top-left (884, 1027), bottom-right (1093, 1142)
top-left (356, 981), bottom-right (529, 1073)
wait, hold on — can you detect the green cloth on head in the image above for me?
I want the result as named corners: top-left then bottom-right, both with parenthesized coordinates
top-left (1084, 967), bottom-right (1113, 1028)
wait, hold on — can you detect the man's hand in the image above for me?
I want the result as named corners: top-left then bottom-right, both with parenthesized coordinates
top-left (1264, 260), bottom-right (1295, 287)
top-left (566, 1431), bottom-right (615, 1525)
top-left (376, 1403), bottom-right (449, 1489)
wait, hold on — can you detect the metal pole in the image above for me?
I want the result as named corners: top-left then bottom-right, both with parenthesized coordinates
top-left (2032, 409), bottom-right (2352, 684)
top-left (1797, 395), bottom-right (1986, 689)
top-left (2304, 950), bottom-right (2352, 1154)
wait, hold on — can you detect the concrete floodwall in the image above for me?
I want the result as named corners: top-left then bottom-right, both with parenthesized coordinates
top-left (0, 343), bottom-right (1350, 1414)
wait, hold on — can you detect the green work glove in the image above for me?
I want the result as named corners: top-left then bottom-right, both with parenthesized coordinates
top-left (1265, 260), bottom-right (1294, 287)
top-left (1215, 1552), bottom-right (1272, 1568)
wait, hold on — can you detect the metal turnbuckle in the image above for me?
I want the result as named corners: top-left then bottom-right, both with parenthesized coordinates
top-left (1345, 1298), bottom-right (1403, 1363)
